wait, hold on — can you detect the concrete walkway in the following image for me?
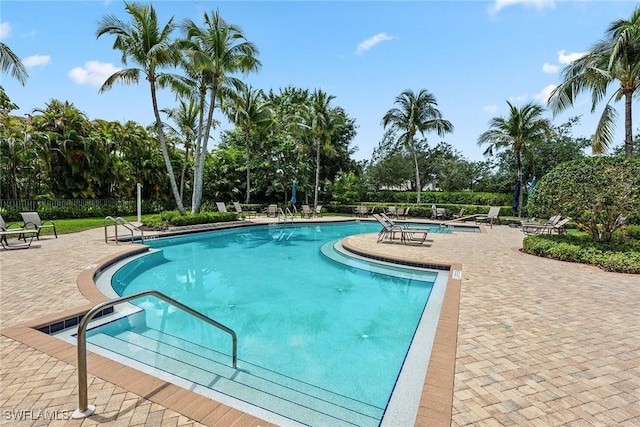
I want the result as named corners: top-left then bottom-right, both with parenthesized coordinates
top-left (1, 218), bottom-right (638, 426)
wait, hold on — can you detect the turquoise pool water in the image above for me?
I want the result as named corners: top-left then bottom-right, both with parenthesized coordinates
top-left (91, 221), bottom-right (444, 425)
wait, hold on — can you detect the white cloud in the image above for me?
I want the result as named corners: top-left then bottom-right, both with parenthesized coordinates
top-left (0, 22), bottom-right (11, 40)
top-left (68, 61), bottom-right (121, 87)
top-left (484, 105), bottom-right (498, 114)
top-left (23, 54), bottom-right (51, 68)
top-left (542, 62), bottom-right (559, 74)
top-left (356, 32), bottom-right (394, 55)
top-left (557, 49), bottom-right (587, 64)
top-left (534, 84), bottom-right (557, 103)
top-left (508, 94), bottom-right (528, 103)
top-left (489, 0), bottom-right (555, 14)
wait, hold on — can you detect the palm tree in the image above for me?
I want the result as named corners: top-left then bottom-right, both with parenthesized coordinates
top-left (548, 6), bottom-right (640, 157)
top-left (161, 98), bottom-right (200, 200)
top-left (382, 89), bottom-right (453, 204)
top-left (181, 9), bottom-right (261, 212)
top-left (307, 89), bottom-right (338, 210)
top-left (478, 101), bottom-right (552, 217)
top-left (224, 84), bottom-right (273, 203)
top-left (96, 2), bottom-right (186, 214)
top-left (0, 42), bottom-right (28, 85)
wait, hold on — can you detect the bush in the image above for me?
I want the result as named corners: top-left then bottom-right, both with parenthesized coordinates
top-left (143, 210), bottom-right (239, 229)
top-left (528, 156), bottom-right (640, 242)
top-left (522, 233), bottom-right (640, 274)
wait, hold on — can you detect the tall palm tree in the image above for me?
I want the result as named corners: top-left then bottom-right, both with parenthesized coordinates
top-left (181, 9), bottom-right (261, 212)
top-left (478, 101), bottom-right (551, 217)
top-left (548, 6), bottom-right (640, 157)
top-left (0, 42), bottom-right (28, 85)
top-left (161, 98), bottom-right (200, 200)
top-left (382, 89), bottom-right (453, 204)
top-left (224, 84), bottom-right (273, 203)
top-left (96, 2), bottom-right (186, 214)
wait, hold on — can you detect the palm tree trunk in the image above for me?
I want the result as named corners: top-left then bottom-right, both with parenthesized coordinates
top-left (245, 131), bottom-right (251, 204)
top-left (193, 83), bottom-right (218, 213)
top-left (314, 137), bottom-right (321, 210)
top-left (411, 143), bottom-right (421, 205)
top-left (191, 88), bottom-right (206, 213)
top-left (150, 79), bottom-right (185, 215)
top-left (625, 92), bottom-right (633, 157)
top-left (516, 152), bottom-right (523, 218)
top-left (179, 143), bottom-right (189, 200)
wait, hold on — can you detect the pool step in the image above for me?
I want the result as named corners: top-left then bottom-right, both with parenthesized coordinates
top-left (87, 327), bottom-right (383, 427)
top-left (320, 241), bottom-right (438, 283)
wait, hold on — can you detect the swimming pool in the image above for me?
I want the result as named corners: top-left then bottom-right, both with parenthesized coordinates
top-left (86, 221), bottom-right (449, 426)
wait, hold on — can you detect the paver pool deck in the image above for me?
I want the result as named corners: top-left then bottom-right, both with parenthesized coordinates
top-left (1, 216), bottom-right (638, 426)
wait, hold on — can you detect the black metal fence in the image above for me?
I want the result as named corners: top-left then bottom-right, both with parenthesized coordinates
top-left (0, 199), bottom-right (121, 211)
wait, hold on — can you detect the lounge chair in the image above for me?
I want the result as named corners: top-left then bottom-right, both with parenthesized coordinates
top-left (380, 212), bottom-right (431, 232)
top-left (300, 205), bottom-right (313, 219)
top-left (20, 212), bottom-right (57, 239)
top-left (453, 208), bottom-right (465, 219)
top-left (215, 202), bottom-right (228, 213)
top-left (233, 201), bottom-right (256, 218)
top-left (314, 205), bottom-right (323, 217)
top-left (373, 214), bottom-right (429, 246)
top-left (1, 214), bottom-right (38, 249)
top-left (475, 207), bottom-right (501, 228)
top-left (397, 206), bottom-right (411, 219)
top-left (522, 217), bottom-right (571, 235)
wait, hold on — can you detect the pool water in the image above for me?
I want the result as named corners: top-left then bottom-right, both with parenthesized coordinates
top-left (91, 221), bottom-right (442, 425)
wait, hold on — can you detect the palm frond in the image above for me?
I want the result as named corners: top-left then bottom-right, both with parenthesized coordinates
top-left (592, 103), bottom-right (619, 154)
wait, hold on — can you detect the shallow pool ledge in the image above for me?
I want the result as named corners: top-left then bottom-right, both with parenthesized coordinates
top-left (340, 233), bottom-right (461, 427)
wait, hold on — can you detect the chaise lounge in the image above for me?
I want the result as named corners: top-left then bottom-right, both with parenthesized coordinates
top-left (20, 212), bottom-right (57, 239)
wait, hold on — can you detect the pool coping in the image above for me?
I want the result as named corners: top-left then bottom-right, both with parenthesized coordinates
top-left (0, 225), bottom-right (461, 427)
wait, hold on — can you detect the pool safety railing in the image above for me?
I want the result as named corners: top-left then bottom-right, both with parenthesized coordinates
top-left (278, 207), bottom-right (295, 223)
top-left (104, 216), bottom-right (144, 244)
top-left (72, 290), bottom-right (238, 419)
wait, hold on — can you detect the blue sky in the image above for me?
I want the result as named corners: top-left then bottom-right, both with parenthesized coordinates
top-left (1, 0), bottom-right (637, 162)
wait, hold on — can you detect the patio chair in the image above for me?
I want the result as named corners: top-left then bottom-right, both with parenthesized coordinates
top-left (314, 205), bottom-right (323, 217)
top-left (263, 204), bottom-right (278, 217)
top-left (215, 202), bottom-right (228, 213)
top-left (20, 212), bottom-right (57, 239)
top-left (385, 206), bottom-right (398, 219)
top-left (380, 212), bottom-right (431, 232)
top-left (300, 205), bottom-right (313, 219)
top-left (474, 207), bottom-right (501, 228)
top-left (431, 205), bottom-right (447, 220)
top-left (232, 201), bottom-right (256, 218)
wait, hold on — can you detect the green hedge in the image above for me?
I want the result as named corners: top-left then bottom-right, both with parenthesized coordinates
top-left (522, 233), bottom-right (640, 274)
top-left (143, 211), bottom-right (239, 229)
top-left (361, 190), bottom-right (512, 206)
top-left (0, 200), bottom-right (166, 221)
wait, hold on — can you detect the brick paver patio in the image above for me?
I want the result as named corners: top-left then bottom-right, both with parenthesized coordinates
top-left (1, 217), bottom-right (638, 426)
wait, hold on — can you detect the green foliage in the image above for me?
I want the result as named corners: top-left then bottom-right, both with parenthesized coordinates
top-left (361, 190), bottom-right (511, 206)
top-left (529, 156), bottom-right (640, 241)
top-left (144, 210), bottom-right (238, 229)
top-left (522, 233), bottom-right (640, 273)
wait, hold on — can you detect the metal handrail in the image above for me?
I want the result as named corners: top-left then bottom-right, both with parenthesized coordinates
top-left (104, 216), bottom-right (145, 244)
top-left (72, 290), bottom-right (237, 419)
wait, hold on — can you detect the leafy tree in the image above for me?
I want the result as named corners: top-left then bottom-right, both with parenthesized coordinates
top-left (478, 101), bottom-right (552, 217)
top-left (528, 156), bottom-right (640, 242)
top-left (548, 6), bottom-right (640, 157)
top-left (181, 9), bottom-right (261, 212)
top-left (0, 42), bottom-right (28, 85)
top-left (382, 89), bottom-right (453, 204)
top-left (96, 2), bottom-right (186, 213)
